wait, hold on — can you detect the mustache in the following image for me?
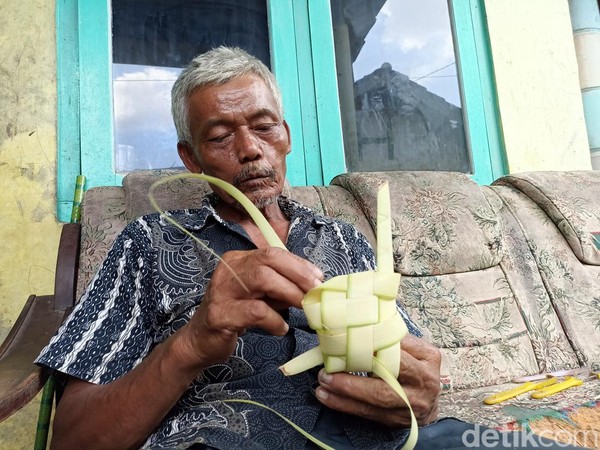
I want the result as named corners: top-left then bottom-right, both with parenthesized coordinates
top-left (233, 165), bottom-right (277, 187)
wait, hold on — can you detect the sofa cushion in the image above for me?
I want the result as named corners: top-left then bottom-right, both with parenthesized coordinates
top-left (482, 187), bottom-right (579, 374)
top-left (494, 171), bottom-right (600, 265)
top-left (401, 267), bottom-right (540, 389)
top-left (491, 183), bottom-right (600, 369)
top-left (124, 169), bottom-right (213, 219)
top-left (329, 171), bottom-right (575, 389)
top-left (332, 171), bottom-right (504, 276)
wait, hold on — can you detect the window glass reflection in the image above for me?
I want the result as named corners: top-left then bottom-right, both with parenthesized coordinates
top-left (113, 64), bottom-right (182, 171)
top-left (331, 0), bottom-right (471, 173)
top-left (111, 0), bottom-right (269, 172)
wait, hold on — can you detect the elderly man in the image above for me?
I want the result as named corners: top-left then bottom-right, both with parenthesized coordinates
top-left (37, 46), bottom-right (589, 450)
top-left (36, 46), bottom-right (440, 449)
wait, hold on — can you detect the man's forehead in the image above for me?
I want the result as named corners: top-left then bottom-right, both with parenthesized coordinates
top-left (187, 76), bottom-right (280, 125)
top-left (190, 74), bottom-right (269, 100)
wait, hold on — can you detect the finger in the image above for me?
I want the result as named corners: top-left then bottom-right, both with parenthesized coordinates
top-left (251, 247), bottom-right (324, 293)
top-left (202, 296), bottom-right (289, 336)
top-left (317, 370), bottom-right (406, 410)
top-left (399, 334), bottom-right (440, 362)
top-left (314, 382), bottom-right (412, 428)
top-left (217, 249), bottom-right (323, 308)
top-left (236, 298), bottom-right (290, 335)
top-left (398, 349), bottom-right (423, 384)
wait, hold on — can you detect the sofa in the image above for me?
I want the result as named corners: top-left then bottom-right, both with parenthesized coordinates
top-left (76, 169), bottom-right (600, 440)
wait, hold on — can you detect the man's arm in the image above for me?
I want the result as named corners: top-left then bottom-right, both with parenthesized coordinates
top-left (51, 247), bottom-right (323, 450)
top-left (313, 334), bottom-right (441, 427)
top-left (52, 331), bottom-right (211, 450)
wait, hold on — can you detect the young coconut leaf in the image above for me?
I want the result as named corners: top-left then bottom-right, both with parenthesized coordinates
top-left (149, 174), bottom-right (417, 450)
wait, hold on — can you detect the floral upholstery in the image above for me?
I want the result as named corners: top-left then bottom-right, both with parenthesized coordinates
top-left (76, 169), bottom-right (600, 430)
top-left (123, 169), bottom-right (212, 219)
top-left (492, 171), bottom-right (600, 371)
top-left (333, 172), bottom-right (504, 276)
top-left (76, 186), bottom-right (128, 300)
top-left (331, 171), bottom-right (594, 427)
top-left (332, 172), bottom-right (579, 391)
top-left (494, 171), bottom-right (600, 265)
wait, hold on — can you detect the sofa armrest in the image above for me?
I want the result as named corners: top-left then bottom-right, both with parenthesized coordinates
top-left (0, 222), bottom-right (81, 422)
top-left (0, 295), bottom-right (66, 422)
top-left (54, 223), bottom-right (81, 312)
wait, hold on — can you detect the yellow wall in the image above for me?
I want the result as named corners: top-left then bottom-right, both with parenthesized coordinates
top-left (0, 0), bottom-right (61, 448)
top-left (485, 0), bottom-right (592, 172)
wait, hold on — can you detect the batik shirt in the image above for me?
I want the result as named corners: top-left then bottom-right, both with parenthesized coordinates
top-left (36, 195), bottom-right (421, 449)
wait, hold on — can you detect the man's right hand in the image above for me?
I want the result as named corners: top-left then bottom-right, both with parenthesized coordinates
top-left (51, 247), bottom-right (322, 450)
top-left (175, 246), bottom-right (324, 371)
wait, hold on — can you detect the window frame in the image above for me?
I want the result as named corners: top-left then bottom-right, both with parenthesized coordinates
top-left (56, 0), bottom-right (505, 221)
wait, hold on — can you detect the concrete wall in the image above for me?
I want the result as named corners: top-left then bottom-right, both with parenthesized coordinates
top-left (485, 0), bottom-right (592, 172)
top-left (0, 0), bottom-right (593, 448)
top-left (0, 0), bottom-right (61, 448)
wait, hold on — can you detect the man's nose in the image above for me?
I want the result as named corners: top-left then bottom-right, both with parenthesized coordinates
top-left (235, 127), bottom-right (263, 162)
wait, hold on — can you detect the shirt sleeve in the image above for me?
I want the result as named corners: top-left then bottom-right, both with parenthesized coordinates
top-left (35, 220), bottom-right (156, 384)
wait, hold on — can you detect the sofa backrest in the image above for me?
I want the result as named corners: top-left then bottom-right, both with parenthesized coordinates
top-left (332, 171), bottom-right (579, 389)
top-left (492, 171), bottom-right (600, 370)
top-left (78, 169), bottom-right (594, 389)
top-left (77, 170), bottom-right (376, 298)
top-left (494, 171), bottom-right (600, 265)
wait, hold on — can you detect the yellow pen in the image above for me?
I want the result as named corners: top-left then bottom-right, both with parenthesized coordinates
top-left (483, 377), bottom-right (557, 405)
top-left (530, 376), bottom-right (583, 399)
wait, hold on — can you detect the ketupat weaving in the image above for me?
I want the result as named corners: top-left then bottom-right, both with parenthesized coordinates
top-left (149, 173), bottom-right (418, 450)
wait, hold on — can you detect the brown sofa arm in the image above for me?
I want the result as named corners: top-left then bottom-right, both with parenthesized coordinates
top-left (0, 222), bottom-right (81, 421)
top-left (54, 222), bottom-right (81, 312)
top-left (0, 295), bottom-right (66, 421)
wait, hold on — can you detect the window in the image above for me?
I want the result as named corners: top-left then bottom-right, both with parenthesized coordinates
top-left (111, 0), bottom-right (270, 172)
top-left (56, 0), bottom-right (504, 221)
top-left (331, 0), bottom-right (471, 173)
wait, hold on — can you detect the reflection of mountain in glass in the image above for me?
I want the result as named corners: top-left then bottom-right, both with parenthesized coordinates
top-left (353, 63), bottom-right (470, 172)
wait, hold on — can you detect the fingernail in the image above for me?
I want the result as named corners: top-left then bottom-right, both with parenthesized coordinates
top-left (315, 387), bottom-right (329, 400)
top-left (314, 268), bottom-right (324, 281)
top-left (319, 369), bottom-right (333, 385)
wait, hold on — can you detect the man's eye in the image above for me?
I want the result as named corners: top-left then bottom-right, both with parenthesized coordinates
top-left (207, 134), bottom-right (230, 143)
top-left (254, 123), bottom-right (276, 132)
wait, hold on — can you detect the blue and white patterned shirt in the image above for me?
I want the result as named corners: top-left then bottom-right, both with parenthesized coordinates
top-left (36, 195), bottom-right (420, 449)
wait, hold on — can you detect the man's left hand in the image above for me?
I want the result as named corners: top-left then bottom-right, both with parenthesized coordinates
top-left (314, 334), bottom-right (441, 428)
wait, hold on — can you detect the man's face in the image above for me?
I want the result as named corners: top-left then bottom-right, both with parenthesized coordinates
top-left (179, 74), bottom-right (291, 210)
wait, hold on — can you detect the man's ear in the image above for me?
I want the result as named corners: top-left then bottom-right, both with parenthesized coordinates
top-left (177, 141), bottom-right (203, 173)
top-left (283, 120), bottom-right (292, 155)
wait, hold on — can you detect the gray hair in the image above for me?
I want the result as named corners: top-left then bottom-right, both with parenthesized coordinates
top-left (171, 46), bottom-right (283, 144)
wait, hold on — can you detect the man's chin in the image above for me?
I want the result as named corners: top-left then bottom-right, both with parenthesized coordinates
top-left (238, 187), bottom-right (277, 208)
top-left (237, 182), bottom-right (280, 210)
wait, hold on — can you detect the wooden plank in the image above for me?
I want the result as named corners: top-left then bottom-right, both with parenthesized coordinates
top-left (450, 0), bottom-right (493, 184)
top-left (78, 0), bottom-right (118, 189)
top-left (56, 0), bottom-right (81, 222)
top-left (307, 0), bottom-right (346, 185)
top-left (268, 0), bottom-right (308, 186)
top-left (292, 0), bottom-right (323, 185)
top-left (469, 0), bottom-right (507, 181)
